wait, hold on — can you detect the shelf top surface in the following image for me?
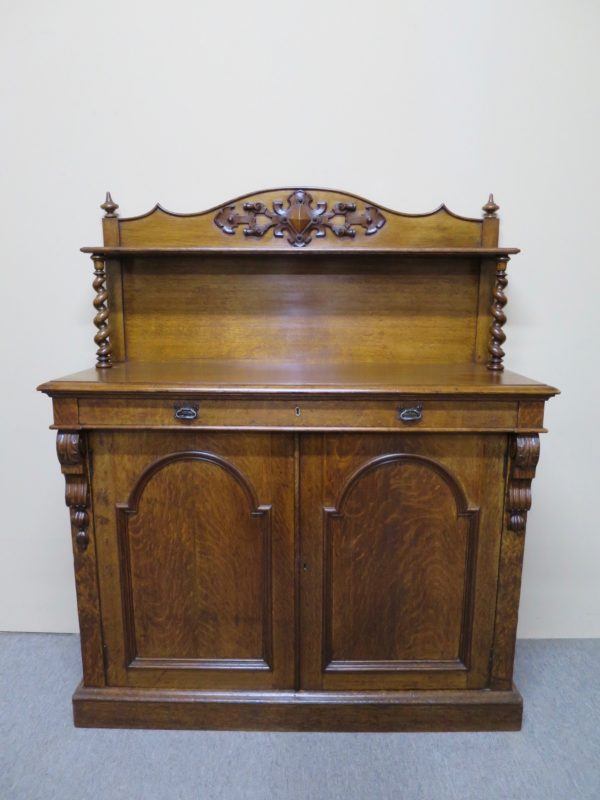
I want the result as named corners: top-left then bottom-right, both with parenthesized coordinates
top-left (38, 361), bottom-right (559, 397)
top-left (81, 246), bottom-right (520, 257)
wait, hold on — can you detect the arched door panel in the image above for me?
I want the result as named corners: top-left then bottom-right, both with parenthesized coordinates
top-left (300, 433), bottom-right (506, 691)
top-left (324, 455), bottom-right (478, 670)
top-left (118, 453), bottom-right (272, 669)
top-left (91, 431), bottom-right (295, 691)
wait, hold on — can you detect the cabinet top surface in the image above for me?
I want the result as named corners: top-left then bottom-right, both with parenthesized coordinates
top-left (38, 361), bottom-right (559, 398)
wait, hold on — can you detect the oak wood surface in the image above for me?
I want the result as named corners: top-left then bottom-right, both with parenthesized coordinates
top-left (73, 683), bottom-right (523, 732)
top-left (491, 435), bottom-right (541, 689)
top-left (79, 190), bottom-right (521, 368)
top-left (94, 188), bottom-right (497, 251)
top-left (39, 361), bottom-right (559, 397)
top-left (120, 256), bottom-right (486, 365)
top-left (56, 433), bottom-right (105, 686)
top-left (40, 188), bottom-right (558, 731)
top-left (104, 259), bottom-right (126, 363)
top-left (90, 430), bottom-right (295, 691)
top-left (76, 396), bottom-right (521, 432)
top-left (121, 457), bottom-right (270, 665)
top-left (81, 246), bottom-right (520, 256)
top-left (299, 433), bottom-right (506, 692)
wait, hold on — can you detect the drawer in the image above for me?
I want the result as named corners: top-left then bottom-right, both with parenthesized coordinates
top-left (77, 397), bottom-right (518, 431)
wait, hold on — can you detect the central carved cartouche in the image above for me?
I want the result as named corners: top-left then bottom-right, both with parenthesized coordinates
top-left (214, 190), bottom-right (386, 247)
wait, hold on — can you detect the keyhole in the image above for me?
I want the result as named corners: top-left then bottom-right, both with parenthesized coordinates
top-left (295, 406), bottom-right (301, 417)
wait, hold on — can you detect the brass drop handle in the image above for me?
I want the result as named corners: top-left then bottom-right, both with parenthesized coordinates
top-left (174, 405), bottom-right (199, 421)
top-left (398, 404), bottom-right (423, 423)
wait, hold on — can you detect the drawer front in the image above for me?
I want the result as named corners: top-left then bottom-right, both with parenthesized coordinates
top-left (78, 397), bottom-right (518, 431)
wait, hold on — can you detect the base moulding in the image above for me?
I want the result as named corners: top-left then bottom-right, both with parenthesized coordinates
top-left (73, 683), bottom-right (523, 732)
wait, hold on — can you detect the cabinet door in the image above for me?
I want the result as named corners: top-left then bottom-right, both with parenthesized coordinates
top-left (299, 433), bottom-right (506, 691)
top-left (90, 431), bottom-right (295, 690)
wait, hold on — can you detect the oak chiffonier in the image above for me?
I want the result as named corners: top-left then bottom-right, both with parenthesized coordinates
top-left (38, 188), bottom-right (558, 731)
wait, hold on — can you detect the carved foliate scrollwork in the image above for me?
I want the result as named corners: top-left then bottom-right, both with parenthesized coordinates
top-left (214, 189), bottom-right (386, 248)
top-left (507, 435), bottom-right (540, 534)
top-left (65, 476), bottom-right (90, 550)
top-left (56, 431), bottom-right (84, 465)
top-left (487, 256), bottom-right (509, 371)
top-left (56, 432), bottom-right (90, 551)
top-left (91, 255), bottom-right (112, 369)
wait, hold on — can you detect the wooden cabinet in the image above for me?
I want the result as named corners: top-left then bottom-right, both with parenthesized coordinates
top-left (39, 188), bottom-right (558, 731)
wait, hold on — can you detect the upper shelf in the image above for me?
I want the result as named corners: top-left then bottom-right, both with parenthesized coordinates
top-left (81, 246), bottom-right (519, 257)
top-left (92, 188), bottom-right (512, 253)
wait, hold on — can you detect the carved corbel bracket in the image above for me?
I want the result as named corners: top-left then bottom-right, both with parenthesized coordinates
top-left (507, 435), bottom-right (540, 534)
top-left (56, 432), bottom-right (90, 551)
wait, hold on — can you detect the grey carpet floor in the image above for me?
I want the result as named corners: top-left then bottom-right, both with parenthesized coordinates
top-left (0, 635), bottom-right (598, 800)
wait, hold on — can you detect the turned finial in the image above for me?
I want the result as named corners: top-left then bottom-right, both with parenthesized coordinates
top-left (482, 193), bottom-right (499, 218)
top-left (101, 191), bottom-right (119, 218)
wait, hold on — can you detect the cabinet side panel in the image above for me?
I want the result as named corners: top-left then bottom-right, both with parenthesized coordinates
top-left (56, 431), bottom-right (105, 687)
top-left (491, 434), bottom-right (540, 689)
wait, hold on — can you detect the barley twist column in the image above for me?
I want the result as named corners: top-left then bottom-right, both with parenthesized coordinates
top-left (487, 255), bottom-right (509, 371)
top-left (91, 254), bottom-right (112, 368)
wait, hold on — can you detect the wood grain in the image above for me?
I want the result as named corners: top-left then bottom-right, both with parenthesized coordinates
top-left (299, 433), bottom-right (506, 692)
top-left (111, 188), bottom-right (488, 250)
top-left (81, 246), bottom-right (520, 257)
top-left (90, 430), bottom-right (295, 691)
top-left (118, 453), bottom-right (271, 667)
top-left (55, 432), bottom-right (105, 686)
top-left (120, 257), bottom-right (482, 365)
top-left (323, 455), bottom-right (478, 669)
top-left (73, 683), bottom-right (523, 732)
top-left (77, 396), bottom-right (520, 431)
top-left (39, 361), bottom-right (559, 398)
top-left (39, 188), bottom-right (557, 731)
top-left (491, 436), bottom-right (541, 690)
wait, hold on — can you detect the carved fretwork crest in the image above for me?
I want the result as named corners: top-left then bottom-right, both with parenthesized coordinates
top-left (214, 190), bottom-right (386, 247)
